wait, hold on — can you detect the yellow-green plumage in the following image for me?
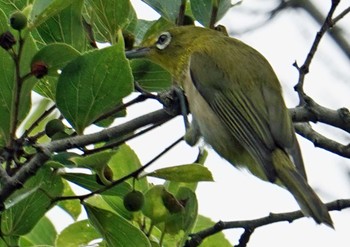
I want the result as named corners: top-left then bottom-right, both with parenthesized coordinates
top-left (126, 26), bottom-right (333, 227)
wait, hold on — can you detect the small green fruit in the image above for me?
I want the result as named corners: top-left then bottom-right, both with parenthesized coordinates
top-left (10, 11), bottom-right (27, 30)
top-left (45, 119), bottom-right (65, 137)
top-left (50, 131), bottom-right (69, 140)
top-left (123, 190), bottom-right (144, 212)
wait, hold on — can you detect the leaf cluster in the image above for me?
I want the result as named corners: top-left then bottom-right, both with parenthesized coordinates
top-left (0, 0), bottom-right (233, 246)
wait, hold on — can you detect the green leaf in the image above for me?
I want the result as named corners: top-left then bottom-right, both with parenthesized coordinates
top-left (108, 144), bottom-right (149, 191)
top-left (0, 236), bottom-right (20, 247)
top-left (131, 59), bottom-right (171, 92)
top-left (20, 216), bottom-right (57, 247)
top-left (34, 0), bottom-right (87, 51)
top-left (31, 43), bottom-right (80, 76)
top-left (133, 19), bottom-right (156, 46)
top-left (70, 150), bottom-right (116, 170)
top-left (45, 152), bottom-right (79, 169)
top-left (142, 0), bottom-right (182, 23)
top-left (30, 0), bottom-right (73, 28)
top-left (0, 32), bottom-right (37, 146)
top-left (162, 187), bottom-right (198, 246)
top-left (86, 0), bottom-right (136, 43)
top-left (191, 0), bottom-right (232, 27)
top-left (70, 150), bottom-right (118, 185)
top-left (165, 149), bottom-right (208, 193)
top-left (176, 187), bottom-right (198, 234)
top-left (20, 97), bottom-right (55, 139)
top-left (145, 164), bottom-right (214, 182)
top-left (84, 203), bottom-right (151, 247)
top-left (56, 38), bottom-right (133, 134)
top-left (102, 194), bottom-right (133, 220)
top-left (193, 215), bottom-right (231, 247)
top-left (1, 167), bottom-right (64, 235)
top-left (61, 173), bottom-right (131, 196)
top-left (56, 219), bottom-right (100, 247)
top-left (34, 76), bottom-right (58, 100)
top-left (57, 180), bottom-right (82, 220)
top-left (0, 11), bottom-right (11, 146)
top-left (0, 1), bottom-right (28, 17)
top-left (0, 8), bottom-right (9, 33)
top-left (142, 185), bottom-right (170, 224)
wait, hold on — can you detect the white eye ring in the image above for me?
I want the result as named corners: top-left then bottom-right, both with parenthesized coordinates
top-left (156, 32), bottom-right (171, 50)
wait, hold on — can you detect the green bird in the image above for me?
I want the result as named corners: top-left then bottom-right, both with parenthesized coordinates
top-left (126, 26), bottom-right (333, 227)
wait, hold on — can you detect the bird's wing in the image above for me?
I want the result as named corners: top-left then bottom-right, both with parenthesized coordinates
top-left (261, 84), bottom-right (306, 179)
top-left (189, 51), bottom-right (305, 181)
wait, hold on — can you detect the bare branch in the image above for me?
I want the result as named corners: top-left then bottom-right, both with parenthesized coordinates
top-left (294, 123), bottom-right (350, 158)
top-left (332, 6), bottom-right (350, 25)
top-left (294, 0), bottom-right (341, 103)
top-left (185, 199), bottom-right (350, 247)
top-left (43, 109), bottom-right (177, 153)
top-left (290, 97), bottom-right (350, 133)
top-left (289, 0), bottom-right (350, 59)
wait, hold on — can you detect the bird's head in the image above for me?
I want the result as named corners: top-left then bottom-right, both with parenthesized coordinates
top-left (125, 26), bottom-right (226, 78)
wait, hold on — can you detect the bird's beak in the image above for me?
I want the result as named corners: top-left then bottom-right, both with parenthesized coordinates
top-left (125, 47), bottom-right (150, 59)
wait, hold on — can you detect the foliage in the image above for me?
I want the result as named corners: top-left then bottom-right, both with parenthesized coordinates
top-left (0, 0), bottom-right (230, 246)
top-left (0, 0), bottom-right (348, 246)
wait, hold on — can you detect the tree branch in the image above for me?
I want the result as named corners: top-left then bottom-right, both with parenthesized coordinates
top-left (290, 0), bottom-right (350, 59)
top-left (44, 109), bottom-right (177, 153)
top-left (294, 123), bottom-right (350, 158)
top-left (0, 108), bottom-right (179, 205)
top-left (185, 199), bottom-right (350, 247)
top-left (290, 97), bottom-right (350, 133)
top-left (293, 0), bottom-right (341, 103)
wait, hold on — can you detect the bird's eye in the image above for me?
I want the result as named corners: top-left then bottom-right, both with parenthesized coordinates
top-left (156, 32), bottom-right (171, 50)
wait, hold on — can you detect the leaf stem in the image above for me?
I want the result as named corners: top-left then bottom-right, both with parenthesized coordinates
top-left (9, 31), bottom-right (26, 146)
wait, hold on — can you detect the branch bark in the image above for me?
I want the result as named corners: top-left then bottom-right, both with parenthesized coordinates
top-left (0, 108), bottom-right (179, 205)
top-left (185, 199), bottom-right (350, 247)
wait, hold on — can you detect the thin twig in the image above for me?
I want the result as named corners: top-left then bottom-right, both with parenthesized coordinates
top-left (52, 136), bottom-right (184, 203)
top-left (20, 104), bottom-right (57, 139)
top-left (9, 32), bottom-right (26, 146)
top-left (294, 0), bottom-right (340, 104)
top-left (83, 118), bottom-right (168, 155)
top-left (209, 0), bottom-right (219, 29)
top-left (177, 0), bottom-right (187, 25)
top-left (93, 94), bottom-right (149, 124)
top-left (332, 6), bottom-right (350, 25)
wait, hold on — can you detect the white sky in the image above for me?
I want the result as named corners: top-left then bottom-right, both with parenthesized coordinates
top-left (48, 1), bottom-right (350, 246)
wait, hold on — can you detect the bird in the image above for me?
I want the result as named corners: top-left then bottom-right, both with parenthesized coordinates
top-left (125, 25), bottom-right (333, 227)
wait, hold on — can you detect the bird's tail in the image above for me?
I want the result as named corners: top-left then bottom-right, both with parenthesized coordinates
top-left (272, 149), bottom-right (333, 228)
